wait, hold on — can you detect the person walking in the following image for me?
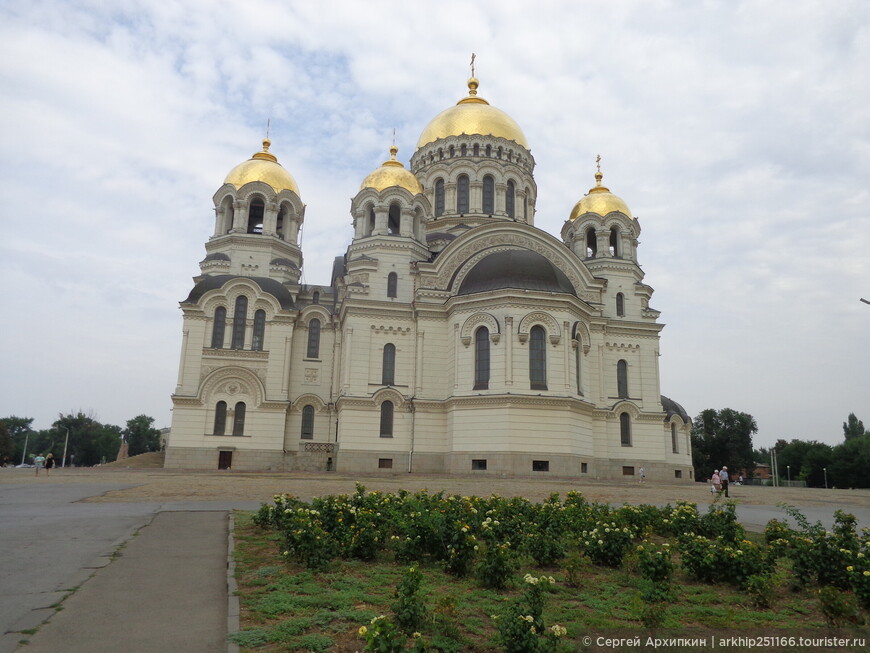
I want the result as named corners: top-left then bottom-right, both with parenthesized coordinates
top-left (719, 466), bottom-right (730, 498)
top-left (711, 469), bottom-right (721, 495)
top-left (34, 453), bottom-right (45, 477)
top-left (44, 453), bottom-right (55, 476)
top-left (638, 467), bottom-right (645, 483)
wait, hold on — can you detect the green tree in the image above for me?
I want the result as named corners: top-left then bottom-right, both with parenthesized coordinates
top-left (52, 412), bottom-right (122, 466)
top-left (774, 439), bottom-right (833, 487)
top-left (691, 408), bottom-right (757, 480)
top-left (829, 434), bottom-right (870, 489)
top-left (124, 415), bottom-right (161, 456)
top-left (0, 421), bottom-right (14, 465)
top-left (0, 416), bottom-right (34, 463)
top-left (843, 413), bottom-right (869, 440)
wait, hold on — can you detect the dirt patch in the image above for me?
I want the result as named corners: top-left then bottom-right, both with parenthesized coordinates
top-left (2, 467), bottom-right (867, 509)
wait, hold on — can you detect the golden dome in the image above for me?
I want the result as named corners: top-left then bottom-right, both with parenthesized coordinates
top-left (224, 139), bottom-right (300, 196)
top-left (360, 145), bottom-right (423, 194)
top-left (569, 169), bottom-right (632, 221)
top-left (416, 77), bottom-right (528, 150)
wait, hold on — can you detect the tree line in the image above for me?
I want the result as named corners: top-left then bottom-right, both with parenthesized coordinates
top-left (691, 409), bottom-right (870, 489)
top-left (0, 412), bottom-right (162, 467)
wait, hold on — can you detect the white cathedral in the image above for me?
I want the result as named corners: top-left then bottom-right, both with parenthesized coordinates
top-left (165, 75), bottom-right (694, 481)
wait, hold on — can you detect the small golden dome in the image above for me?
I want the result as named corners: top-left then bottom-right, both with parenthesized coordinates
top-left (569, 168), bottom-right (632, 221)
top-left (360, 145), bottom-right (423, 194)
top-left (224, 139), bottom-right (301, 196)
top-left (416, 77), bottom-right (528, 150)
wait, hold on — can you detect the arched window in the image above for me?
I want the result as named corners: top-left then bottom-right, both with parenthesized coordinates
top-left (307, 318), bottom-right (321, 359)
top-left (474, 327), bottom-right (490, 390)
top-left (380, 401), bottom-right (394, 437)
top-left (586, 228), bottom-right (597, 258)
top-left (460, 143), bottom-right (467, 156)
top-left (252, 309), bottom-right (266, 351)
top-left (616, 293), bottom-right (625, 317)
top-left (301, 405), bottom-right (314, 440)
top-left (388, 203), bottom-right (400, 234)
top-left (529, 325), bottom-right (547, 390)
top-left (473, 143), bottom-right (479, 156)
top-left (387, 272), bottom-right (398, 298)
top-left (435, 179), bottom-right (445, 217)
top-left (485, 144), bottom-right (492, 157)
top-left (233, 402), bottom-right (246, 436)
top-left (214, 401), bottom-right (227, 435)
top-left (382, 343), bottom-right (396, 385)
top-left (276, 207), bottom-right (285, 239)
top-left (231, 296), bottom-right (247, 349)
top-left (575, 342), bottom-right (583, 395)
top-left (610, 227), bottom-right (620, 256)
top-left (617, 359), bottom-right (628, 398)
top-left (247, 199), bottom-right (264, 234)
top-left (482, 175), bottom-right (495, 214)
top-left (211, 307), bottom-right (226, 348)
top-left (497, 146), bottom-right (503, 159)
top-left (312, 291), bottom-right (320, 305)
top-left (671, 423), bottom-right (679, 453)
top-left (457, 175), bottom-right (469, 214)
top-left (506, 180), bottom-right (515, 218)
top-left (524, 189), bottom-right (529, 221)
top-left (620, 412), bottom-right (631, 446)
top-left (449, 145), bottom-right (455, 158)
top-left (367, 207), bottom-right (376, 236)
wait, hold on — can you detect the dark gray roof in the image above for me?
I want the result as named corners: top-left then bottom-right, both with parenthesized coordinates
top-left (270, 258), bottom-right (299, 269)
top-left (203, 253), bottom-right (230, 261)
top-left (661, 395), bottom-right (690, 423)
top-left (183, 275), bottom-right (295, 309)
top-left (457, 249), bottom-right (576, 296)
top-left (426, 232), bottom-right (457, 242)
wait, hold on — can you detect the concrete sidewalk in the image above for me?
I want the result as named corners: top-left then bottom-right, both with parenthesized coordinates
top-left (17, 511), bottom-right (229, 653)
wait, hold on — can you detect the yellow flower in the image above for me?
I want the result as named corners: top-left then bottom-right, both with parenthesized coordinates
top-left (358, 626), bottom-right (368, 636)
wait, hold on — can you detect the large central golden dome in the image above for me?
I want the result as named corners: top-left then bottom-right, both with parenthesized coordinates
top-left (416, 78), bottom-right (528, 150)
top-left (224, 139), bottom-right (301, 196)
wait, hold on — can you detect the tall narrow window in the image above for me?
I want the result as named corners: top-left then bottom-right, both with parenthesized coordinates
top-left (382, 343), bottom-right (396, 385)
top-left (211, 307), bottom-right (226, 349)
top-left (460, 143), bottom-right (467, 156)
top-left (474, 327), bottom-right (490, 390)
top-left (482, 175), bottom-right (494, 214)
top-left (252, 309), bottom-right (266, 351)
top-left (435, 179), bottom-right (445, 216)
top-left (610, 227), bottom-right (620, 256)
top-left (472, 144), bottom-right (479, 156)
top-left (485, 144), bottom-right (492, 157)
top-left (620, 412), bottom-right (631, 446)
top-left (312, 291), bottom-right (320, 305)
top-left (586, 228), bottom-right (597, 257)
top-left (380, 401), bottom-right (394, 437)
top-left (671, 423), bottom-right (679, 453)
top-left (506, 180), bottom-right (515, 218)
top-left (247, 199), bottom-right (264, 234)
top-left (231, 296), bottom-right (247, 349)
top-left (301, 405), bottom-right (314, 440)
top-left (387, 272), bottom-right (398, 298)
top-left (307, 318), bottom-right (321, 358)
top-left (617, 359), bottom-right (628, 398)
top-left (214, 401), bottom-right (227, 435)
top-left (388, 204), bottom-right (400, 234)
top-left (457, 175), bottom-right (469, 214)
top-left (530, 325), bottom-right (547, 390)
top-left (616, 293), bottom-right (625, 317)
top-left (233, 402), bottom-right (246, 436)
top-left (575, 342), bottom-right (583, 395)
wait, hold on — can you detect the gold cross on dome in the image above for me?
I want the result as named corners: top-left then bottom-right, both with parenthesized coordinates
top-left (470, 53), bottom-right (476, 77)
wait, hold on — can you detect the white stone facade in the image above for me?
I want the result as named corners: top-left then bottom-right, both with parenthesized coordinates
top-left (166, 79), bottom-right (694, 481)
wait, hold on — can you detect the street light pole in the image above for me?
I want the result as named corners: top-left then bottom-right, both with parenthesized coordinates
top-left (62, 428), bottom-right (70, 468)
top-left (787, 465), bottom-right (791, 486)
top-left (21, 432), bottom-right (30, 466)
top-left (824, 467), bottom-right (828, 489)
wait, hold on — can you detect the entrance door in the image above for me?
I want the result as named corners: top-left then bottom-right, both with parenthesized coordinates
top-left (218, 451), bottom-right (233, 470)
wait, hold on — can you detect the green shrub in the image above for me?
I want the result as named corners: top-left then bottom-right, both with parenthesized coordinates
top-left (392, 566), bottom-right (428, 634)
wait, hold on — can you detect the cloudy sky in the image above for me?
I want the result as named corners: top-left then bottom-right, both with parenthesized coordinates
top-left (1, 1), bottom-right (867, 448)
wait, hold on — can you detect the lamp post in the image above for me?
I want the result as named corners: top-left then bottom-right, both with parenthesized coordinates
top-left (61, 428), bottom-right (70, 468)
top-left (787, 465), bottom-right (791, 485)
top-left (824, 467), bottom-right (828, 489)
top-left (20, 431), bottom-right (30, 466)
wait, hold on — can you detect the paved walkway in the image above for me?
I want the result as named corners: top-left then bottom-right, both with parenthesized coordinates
top-left (1, 476), bottom-right (868, 653)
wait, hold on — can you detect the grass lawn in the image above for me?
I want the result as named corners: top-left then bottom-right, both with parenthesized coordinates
top-left (231, 510), bottom-right (867, 652)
